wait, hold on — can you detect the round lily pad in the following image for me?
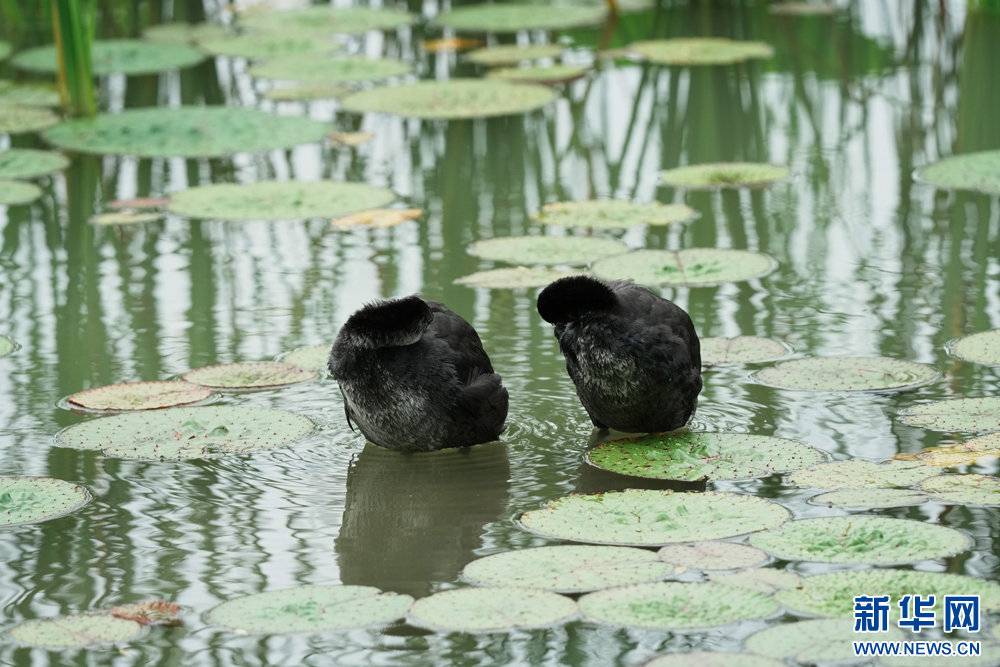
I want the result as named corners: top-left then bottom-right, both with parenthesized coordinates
top-left (591, 248), bottom-right (776, 286)
top-left (466, 44), bottom-right (564, 66)
top-left (534, 200), bottom-right (699, 229)
top-left (899, 397), bottom-right (1000, 432)
top-left (788, 459), bottom-right (943, 489)
top-left (9, 614), bottom-right (143, 648)
top-left (207, 585), bottom-right (413, 634)
top-left (281, 345), bottom-right (331, 372)
top-left (915, 150), bottom-right (1000, 196)
top-left (0, 83), bottom-right (61, 107)
top-left (200, 33), bottom-right (340, 59)
top-left (630, 38), bottom-right (774, 66)
top-left (746, 618), bottom-right (905, 663)
top-left (755, 356), bottom-right (938, 391)
top-left (518, 489), bottom-right (789, 546)
top-left (454, 267), bottom-right (585, 289)
top-left (263, 84), bottom-right (350, 101)
top-left (435, 4), bottom-right (607, 32)
top-left (248, 55), bottom-right (411, 83)
top-left (240, 7), bottom-right (414, 35)
top-left (181, 362), bottom-right (315, 389)
top-left (461, 545), bottom-right (673, 593)
top-left (341, 80), bottom-right (557, 119)
top-left (894, 433), bottom-right (1000, 466)
top-left (661, 162), bottom-right (789, 189)
top-left (331, 208), bottom-right (422, 229)
top-left (749, 516), bottom-right (970, 564)
top-left (0, 477), bottom-right (90, 526)
top-left (810, 488), bottom-right (928, 508)
top-left (0, 180), bottom-right (42, 206)
top-left (708, 568), bottom-right (802, 595)
top-left (0, 335), bottom-right (16, 357)
top-left (948, 329), bottom-right (1000, 365)
top-left (43, 107), bottom-right (329, 158)
top-left (657, 541), bottom-right (767, 571)
top-left (14, 39), bottom-right (204, 75)
top-left (700, 336), bottom-right (790, 365)
top-left (109, 601), bottom-right (181, 626)
top-left (487, 65), bottom-right (588, 85)
top-left (645, 653), bottom-right (785, 667)
top-left (469, 236), bottom-right (628, 266)
top-left (920, 474), bottom-right (1000, 505)
top-left (168, 181), bottom-right (396, 221)
top-left (90, 212), bottom-right (162, 226)
top-left (0, 149), bottom-right (69, 179)
top-left (408, 587), bottom-right (577, 633)
top-left (67, 381), bottom-right (211, 411)
top-left (55, 405), bottom-right (314, 460)
top-left (142, 22), bottom-right (230, 45)
top-left (579, 581), bottom-right (777, 629)
top-left (0, 104), bottom-right (60, 134)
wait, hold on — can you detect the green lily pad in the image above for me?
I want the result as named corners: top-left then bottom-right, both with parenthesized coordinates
top-left (240, 7), bottom-right (414, 35)
top-left (0, 180), bottom-right (42, 205)
top-left (755, 356), bottom-right (938, 391)
top-left (0, 335), bottom-right (15, 357)
top-left (882, 643), bottom-right (1000, 667)
top-left (487, 65), bottom-right (588, 85)
top-left (948, 329), bottom-right (1000, 365)
top-left (630, 38), bottom-right (775, 66)
top-left (181, 361), bottom-right (315, 389)
top-left (341, 80), bottom-right (557, 119)
top-left (0, 104), bottom-right (60, 133)
top-left (455, 267), bottom-right (585, 289)
top-left (660, 162), bottom-right (789, 189)
top-left (893, 433), bottom-right (1000, 466)
top-left (591, 248), bottom-right (776, 286)
top-left (408, 587), bottom-right (577, 633)
top-left (899, 397), bottom-right (1000, 432)
top-left (657, 541), bottom-right (768, 571)
top-left (200, 33), bottom-right (340, 59)
top-left (43, 107), bottom-right (329, 158)
top-left (142, 22), bottom-right (230, 45)
top-left (518, 489), bottom-right (789, 546)
top-left (13, 39), bottom-right (204, 75)
top-left (9, 614), bottom-right (143, 648)
top-left (920, 474), bottom-right (1000, 505)
top-left (466, 44), bottom-right (564, 66)
top-left (469, 236), bottom-right (628, 266)
top-left (90, 212), bottom-right (163, 226)
top-left (788, 459), bottom-right (943, 489)
top-left (248, 55), bottom-right (411, 82)
top-left (700, 336), bottom-right (790, 365)
top-left (0, 83), bottom-right (61, 107)
top-left (533, 200), bottom-right (699, 229)
top-left (55, 405), bottom-right (314, 460)
top-left (0, 149), bottom-right (69, 179)
top-left (579, 581), bottom-right (778, 629)
top-left (810, 488), bottom-right (929, 508)
top-left (645, 653), bottom-right (786, 667)
top-left (67, 381), bottom-right (211, 411)
top-left (461, 545), bottom-right (674, 593)
top-left (746, 618), bottom-right (906, 663)
top-left (748, 516), bottom-right (970, 564)
top-left (262, 85), bottom-right (350, 101)
top-left (707, 568), bottom-right (802, 595)
top-left (435, 4), bottom-right (607, 32)
top-left (915, 150), bottom-right (1000, 196)
top-left (168, 181), bottom-right (395, 221)
top-left (281, 345), bottom-right (331, 372)
top-left (207, 585), bottom-right (413, 634)
top-left (0, 477), bottom-right (90, 526)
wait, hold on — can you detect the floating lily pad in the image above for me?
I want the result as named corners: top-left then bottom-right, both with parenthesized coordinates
top-left (948, 329), bottom-right (1000, 365)
top-left (90, 212), bottom-right (162, 226)
top-left (915, 150), bottom-right (1000, 196)
top-left (755, 356), bottom-right (938, 391)
top-left (661, 162), bottom-right (789, 189)
top-left (630, 38), bottom-right (774, 66)
top-left (200, 33), bottom-right (340, 59)
top-left (43, 107), bottom-right (329, 157)
top-left (331, 208), bottom-right (422, 229)
top-left (0, 477), bottom-right (90, 526)
top-left (9, 614), bottom-right (143, 648)
top-left (0, 149), bottom-right (69, 179)
top-left (592, 248), bottom-right (776, 286)
top-left (0, 336), bottom-right (15, 357)
top-left (746, 618), bottom-right (905, 663)
top-left (899, 397), bottom-right (1000, 432)
top-left (109, 197), bottom-right (170, 210)
top-left (0, 180), bottom-right (42, 205)
top-left (579, 581), bottom-right (777, 629)
top-left (182, 361), bottom-right (315, 389)
top-left (328, 131), bottom-right (375, 147)
top-left (455, 267), bottom-right (585, 289)
top-left (920, 474), bottom-right (1000, 505)
top-left (469, 236), bottom-right (628, 266)
top-left (207, 585), bottom-right (413, 634)
top-left (168, 181), bottom-right (396, 221)
top-left (749, 516), bottom-right (969, 564)
top-left (700, 336), bottom-right (790, 365)
top-left (883, 643), bottom-right (1000, 667)
top-left (809, 488), bottom-right (928, 508)
top-left (142, 22), bottom-right (230, 45)
top-left (769, 2), bottom-right (840, 15)
top-left (487, 65), bottom-right (588, 85)
top-left (67, 381), bottom-right (210, 411)
top-left (341, 80), bottom-right (557, 119)
top-left (466, 44), bottom-right (564, 66)
top-left (0, 83), bottom-right (61, 107)
top-left (645, 653), bottom-right (786, 667)
top-left (534, 200), bottom-right (699, 229)
top-left (55, 405), bottom-right (314, 460)
top-left (518, 489), bottom-right (789, 546)
top-left (657, 541), bottom-right (768, 571)
top-left (14, 39), bottom-right (204, 75)
top-left (708, 568), bottom-right (802, 595)
top-left (788, 459), bottom-right (942, 489)
top-left (109, 601), bottom-right (181, 626)
top-left (435, 4), bottom-right (607, 32)
top-left (281, 345), bottom-right (331, 372)
top-left (424, 38), bottom-right (484, 53)
top-left (240, 7), bottom-right (414, 35)
top-left (0, 104), bottom-right (60, 133)
top-left (248, 55), bottom-right (411, 82)
top-left (461, 545), bottom-right (673, 593)
top-left (263, 84), bottom-right (350, 101)
top-left (894, 433), bottom-right (1000, 466)
top-left (408, 587), bottom-right (577, 633)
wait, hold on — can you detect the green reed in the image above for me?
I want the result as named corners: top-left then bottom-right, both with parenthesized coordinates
top-left (51, 0), bottom-right (97, 116)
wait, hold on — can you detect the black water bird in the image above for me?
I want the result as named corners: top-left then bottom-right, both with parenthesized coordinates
top-left (329, 296), bottom-right (509, 451)
top-left (537, 276), bottom-right (702, 433)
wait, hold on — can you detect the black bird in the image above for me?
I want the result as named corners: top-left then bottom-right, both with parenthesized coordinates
top-left (329, 295), bottom-right (509, 451)
top-left (537, 275), bottom-right (701, 433)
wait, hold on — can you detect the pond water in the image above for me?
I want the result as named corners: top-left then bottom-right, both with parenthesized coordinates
top-left (1, 1), bottom-right (1000, 665)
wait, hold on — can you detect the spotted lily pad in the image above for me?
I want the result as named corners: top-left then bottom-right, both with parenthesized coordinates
top-left (90, 212), bottom-right (162, 226)
top-left (588, 432), bottom-right (824, 482)
top-left (455, 267), bottom-right (585, 289)
top-left (55, 405), bottom-right (314, 460)
top-left (341, 80), bottom-right (557, 119)
top-left (200, 33), bottom-right (340, 59)
top-left (708, 568), bottom-right (802, 595)
top-left (915, 150), bottom-right (1000, 196)
top-left (182, 362), bottom-right (315, 389)
top-left (0, 104), bottom-right (60, 133)
top-left (281, 345), bottom-right (331, 372)
top-left (788, 459), bottom-right (942, 489)
top-left (534, 200), bottom-right (699, 229)
top-left (0, 477), bottom-right (90, 526)
top-left (0, 336), bottom-right (15, 357)
top-left (487, 65), bottom-right (588, 85)
top-left (809, 488), bottom-right (929, 508)
top-left (755, 356), bottom-right (938, 391)
top-left (518, 489), bottom-right (789, 546)
top-left (9, 614), bottom-right (143, 648)
top-left (409, 588), bottom-right (578, 633)
top-left (700, 336), bottom-right (790, 365)
top-left (746, 618), bottom-right (905, 663)
top-left (142, 22), bottom-right (230, 45)
top-left (948, 329), bottom-right (1000, 365)
top-left (920, 474), bottom-right (1000, 505)
top-left (461, 545), bottom-right (673, 593)
top-left (748, 516), bottom-right (969, 563)
top-left (469, 236), bottom-right (628, 266)
top-left (0, 84), bottom-right (61, 107)
top-left (0, 180), bottom-right (42, 205)
top-left (435, 4), bottom-right (607, 32)
top-left (657, 541), bottom-right (768, 571)
top-left (43, 107), bottom-right (329, 157)
top-left (466, 44), bottom-right (564, 66)
top-left (67, 381), bottom-right (210, 411)
top-left (645, 653), bottom-right (786, 667)
top-left (109, 601), bottom-right (181, 626)
top-left (893, 433), bottom-right (1000, 466)
top-left (14, 39), bottom-right (204, 75)
top-left (0, 149), bottom-right (69, 179)
top-left (168, 181), bottom-right (396, 221)
top-left (630, 38), bottom-right (774, 66)
top-left (240, 7), bottom-right (415, 35)
top-left (592, 248), bottom-right (776, 286)
top-left (248, 55), bottom-right (411, 82)
top-left (661, 162), bottom-right (789, 189)
top-left (263, 85), bottom-right (350, 101)
top-left (579, 581), bottom-right (778, 629)
top-left (331, 208), bottom-right (422, 229)
top-left (899, 397), bottom-right (1000, 432)
top-left (207, 585), bottom-right (413, 634)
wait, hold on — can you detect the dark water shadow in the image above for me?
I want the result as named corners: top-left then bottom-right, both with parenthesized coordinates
top-left (573, 428), bottom-right (707, 496)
